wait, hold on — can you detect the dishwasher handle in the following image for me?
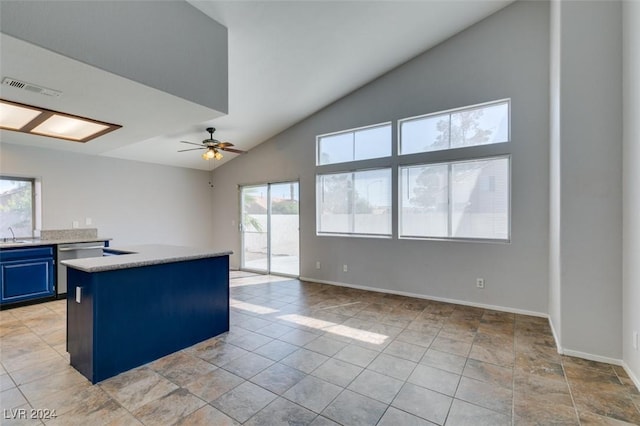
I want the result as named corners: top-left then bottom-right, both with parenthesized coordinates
top-left (58, 245), bottom-right (105, 252)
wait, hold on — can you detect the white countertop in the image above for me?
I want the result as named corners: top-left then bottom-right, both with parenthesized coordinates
top-left (61, 244), bottom-right (232, 273)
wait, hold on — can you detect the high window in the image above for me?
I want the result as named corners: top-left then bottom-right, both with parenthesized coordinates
top-left (399, 100), bottom-right (509, 155)
top-left (317, 123), bottom-right (391, 165)
top-left (316, 123), bottom-right (392, 237)
top-left (398, 99), bottom-right (511, 241)
top-left (315, 99), bottom-right (510, 242)
top-left (0, 176), bottom-right (36, 239)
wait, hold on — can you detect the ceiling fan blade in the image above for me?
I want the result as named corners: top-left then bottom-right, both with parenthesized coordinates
top-left (220, 147), bottom-right (247, 154)
top-left (180, 141), bottom-right (204, 147)
top-left (178, 148), bottom-right (206, 152)
top-left (215, 142), bottom-right (234, 148)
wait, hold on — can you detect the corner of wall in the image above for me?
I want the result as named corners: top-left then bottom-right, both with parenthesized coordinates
top-left (622, 0), bottom-right (640, 387)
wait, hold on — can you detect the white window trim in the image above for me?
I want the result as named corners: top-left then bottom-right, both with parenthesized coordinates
top-left (0, 175), bottom-right (42, 239)
top-left (398, 154), bottom-right (512, 243)
top-left (316, 121), bottom-right (392, 166)
top-left (398, 98), bottom-right (511, 157)
top-left (316, 167), bottom-right (393, 238)
top-left (314, 98), bottom-right (512, 243)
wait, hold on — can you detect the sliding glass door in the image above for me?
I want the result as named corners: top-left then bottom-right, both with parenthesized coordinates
top-left (241, 182), bottom-right (299, 276)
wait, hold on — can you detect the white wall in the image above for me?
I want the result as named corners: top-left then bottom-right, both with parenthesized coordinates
top-left (211, 1), bottom-right (550, 315)
top-left (623, 0), bottom-right (640, 385)
top-left (0, 1), bottom-right (228, 113)
top-left (0, 143), bottom-right (216, 248)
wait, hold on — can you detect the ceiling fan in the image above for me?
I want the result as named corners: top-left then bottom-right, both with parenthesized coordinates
top-left (178, 127), bottom-right (247, 160)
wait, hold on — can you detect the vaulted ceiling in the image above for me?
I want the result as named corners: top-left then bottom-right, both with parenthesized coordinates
top-left (0, 1), bottom-right (513, 171)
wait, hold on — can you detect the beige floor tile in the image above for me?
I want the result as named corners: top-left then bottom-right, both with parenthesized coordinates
top-left (147, 351), bottom-right (217, 386)
top-left (132, 388), bottom-right (206, 426)
top-left (175, 405), bottom-right (240, 426)
top-left (99, 367), bottom-right (178, 412)
top-left (447, 398), bottom-right (511, 425)
top-left (391, 382), bottom-right (452, 425)
top-left (2, 274), bottom-right (638, 426)
top-left (184, 368), bottom-right (245, 403)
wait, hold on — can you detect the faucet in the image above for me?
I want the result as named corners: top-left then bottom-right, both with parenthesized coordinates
top-left (8, 227), bottom-right (16, 242)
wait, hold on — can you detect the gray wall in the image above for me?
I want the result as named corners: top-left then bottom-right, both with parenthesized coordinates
top-left (0, 143), bottom-right (216, 248)
top-left (623, 0), bottom-right (640, 384)
top-left (0, 1), bottom-right (228, 113)
top-left (549, 0), bottom-right (623, 361)
top-left (548, 0), bottom-right (563, 345)
top-left (211, 1), bottom-right (551, 315)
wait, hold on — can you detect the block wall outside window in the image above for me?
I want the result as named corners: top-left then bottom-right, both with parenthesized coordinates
top-left (317, 168), bottom-right (392, 237)
top-left (399, 156), bottom-right (510, 241)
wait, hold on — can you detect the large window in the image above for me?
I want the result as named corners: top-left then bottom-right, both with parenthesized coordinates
top-left (316, 122), bottom-right (392, 237)
top-left (399, 157), bottom-right (510, 241)
top-left (317, 169), bottom-right (392, 237)
top-left (399, 100), bottom-right (509, 155)
top-left (0, 176), bottom-right (36, 239)
top-left (317, 123), bottom-right (391, 165)
top-left (315, 99), bottom-right (511, 241)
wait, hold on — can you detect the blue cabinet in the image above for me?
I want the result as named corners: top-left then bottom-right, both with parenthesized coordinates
top-left (67, 254), bottom-right (230, 383)
top-left (0, 247), bottom-right (55, 305)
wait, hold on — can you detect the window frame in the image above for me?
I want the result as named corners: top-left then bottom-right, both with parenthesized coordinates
top-left (316, 121), bottom-right (392, 166)
top-left (398, 154), bottom-right (511, 243)
top-left (0, 175), bottom-right (39, 239)
top-left (398, 99), bottom-right (510, 156)
top-left (316, 167), bottom-right (393, 238)
top-left (314, 99), bottom-right (512, 243)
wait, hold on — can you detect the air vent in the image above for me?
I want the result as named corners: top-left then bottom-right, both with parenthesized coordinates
top-left (2, 77), bottom-right (62, 97)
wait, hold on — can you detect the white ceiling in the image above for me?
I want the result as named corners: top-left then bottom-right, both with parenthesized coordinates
top-left (0, 1), bottom-right (513, 171)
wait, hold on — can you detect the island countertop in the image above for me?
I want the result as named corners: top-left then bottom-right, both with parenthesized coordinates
top-left (61, 244), bottom-right (232, 273)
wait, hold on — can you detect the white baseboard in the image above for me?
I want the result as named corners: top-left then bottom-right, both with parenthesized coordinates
top-left (622, 361), bottom-right (640, 391)
top-left (299, 276), bottom-right (547, 318)
top-left (548, 316), bottom-right (564, 355)
top-left (546, 312), bottom-right (628, 370)
top-left (561, 349), bottom-right (623, 366)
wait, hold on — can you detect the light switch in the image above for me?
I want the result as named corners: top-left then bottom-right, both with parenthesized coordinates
top-left (75, 287), bottom-right (82, 303)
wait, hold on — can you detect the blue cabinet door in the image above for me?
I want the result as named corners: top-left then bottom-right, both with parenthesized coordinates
top-left (0, 247), bottom-right (54, 304)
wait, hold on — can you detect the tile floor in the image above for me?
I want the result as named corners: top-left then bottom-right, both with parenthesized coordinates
top-left (1, 272), bottom-right (639, 425)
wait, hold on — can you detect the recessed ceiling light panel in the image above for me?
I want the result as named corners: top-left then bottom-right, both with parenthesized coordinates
top-left (0, 102), bottom-right (42, 129)
top-left (32, 115), bottom-right (109, 141)
top-left (0, 98), bottom-right (121, 142)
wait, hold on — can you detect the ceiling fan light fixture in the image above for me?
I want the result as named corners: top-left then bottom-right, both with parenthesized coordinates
top-left (179, 128), bottom-right (246, 160)
top-left (202, 149), bottom-right (216, 160)
top-left (0, 98), bottom-right (121, 142)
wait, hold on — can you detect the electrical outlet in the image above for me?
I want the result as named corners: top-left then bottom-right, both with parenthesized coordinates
top-left (316, 261), bottom-right (321, 270)
top-left (476, 278), bottom-right (485, 289)
top-left (85, 217), bottom-right (92, 226)
top-left (72, 221), bottom-right (79, 229)
top-left (634, 331), bottom-right (639, 350)
top-left (343, 264), bottom-right (348, 272)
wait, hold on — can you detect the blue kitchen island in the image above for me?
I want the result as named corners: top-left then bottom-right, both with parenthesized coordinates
top-left (62, 245), bottom-right (231, 384)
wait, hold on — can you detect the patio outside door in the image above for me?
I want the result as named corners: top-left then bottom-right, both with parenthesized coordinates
top-left (240, 182), bottom-right (299, 276)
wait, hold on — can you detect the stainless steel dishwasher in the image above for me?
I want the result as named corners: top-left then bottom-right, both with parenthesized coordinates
top-left (57, 241), bottom-right (106, 295)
